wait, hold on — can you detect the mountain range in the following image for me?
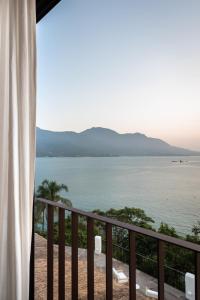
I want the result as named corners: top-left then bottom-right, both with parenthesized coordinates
top-left (36, 127), bottom-right (199, 157)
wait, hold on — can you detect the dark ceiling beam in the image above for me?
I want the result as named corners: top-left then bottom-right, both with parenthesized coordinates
top-left (36, 0), bottom-right (61, 23)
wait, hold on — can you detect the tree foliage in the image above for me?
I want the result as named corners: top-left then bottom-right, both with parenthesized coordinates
top-left (35, 179), bottom-right (72, 226)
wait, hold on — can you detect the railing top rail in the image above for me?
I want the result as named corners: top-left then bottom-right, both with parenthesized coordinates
top-left (35, 197), bottom-right (200, 252)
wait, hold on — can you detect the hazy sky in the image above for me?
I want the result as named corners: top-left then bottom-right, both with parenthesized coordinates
top-left (37, 0), bottom-right (200, 150)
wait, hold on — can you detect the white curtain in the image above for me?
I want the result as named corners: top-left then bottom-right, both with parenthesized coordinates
top-left (0, 0), bottom-right (36, 299)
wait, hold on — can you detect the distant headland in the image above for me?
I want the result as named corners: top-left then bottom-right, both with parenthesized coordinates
top-left (36, 127), bottom-right (199, 157)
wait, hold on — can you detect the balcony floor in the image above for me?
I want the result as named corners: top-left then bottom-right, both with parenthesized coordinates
top-left (35, 234), bottom-right (185, 299)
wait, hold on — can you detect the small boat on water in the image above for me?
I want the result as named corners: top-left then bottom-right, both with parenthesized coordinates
top-left (171, 160), bottom-right (184, 163)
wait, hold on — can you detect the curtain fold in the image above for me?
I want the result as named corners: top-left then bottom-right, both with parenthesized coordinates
top-left (0, 0), bottom-right (36, 299)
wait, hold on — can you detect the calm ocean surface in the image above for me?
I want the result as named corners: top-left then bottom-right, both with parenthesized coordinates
top-left (35, 156), bottom-right (200, 235)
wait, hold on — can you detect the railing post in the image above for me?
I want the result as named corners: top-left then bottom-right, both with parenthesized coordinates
top-left (29, 202), bottom-right (35, 300)
top-left (87, 217), bottom-right (94, 300)
top-left (106, 223), bottom-right (113, 300)
top-left (59, 208), bottom-right (65, 300)
top-left (158, 240), bottom-right (165, 300)
top-left (195, 251), bottom-right (200, 300)
top-left (34, 198), bottom-right (200, 300)
top-left (47, 204), bottom-right (54, 300)
top-left (72, 212), bottom-right (78, 300)
top-left (129, 231), bottom-right (136, 300)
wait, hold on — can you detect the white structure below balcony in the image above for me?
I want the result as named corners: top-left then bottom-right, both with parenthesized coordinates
top-left (185, 272), bottom-right (195, 300)
top-left (95, 236), bottom-right (102, 255)
top-left (145, 288), bottom-right (158, 299)
top-left (113, 267), bottom-right (129, 283)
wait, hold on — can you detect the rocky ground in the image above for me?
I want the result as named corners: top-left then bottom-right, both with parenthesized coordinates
top-left (35, 234), bottom-right (149, 299)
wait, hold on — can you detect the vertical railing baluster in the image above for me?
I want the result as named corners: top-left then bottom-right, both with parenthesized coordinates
top-left (129, 231), bottom-right (136, 300)
top-left (158, 240), bottom-right (165, 300)
top-left (47, 204), bottom-right (54, 300)
top-left (87, 217), bottom-right (94, 300)
top-left (72, 212), bottom-right (78, 300)
top-left (195, 251), bottom-right (200, 300)
top-left (59, 208), bottom-right (65, 300)
top-left (106, 223), bottom-right (113, 300)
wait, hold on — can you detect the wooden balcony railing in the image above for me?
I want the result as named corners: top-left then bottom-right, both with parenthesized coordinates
top-left (30, 198), bottom-right (200, 300)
